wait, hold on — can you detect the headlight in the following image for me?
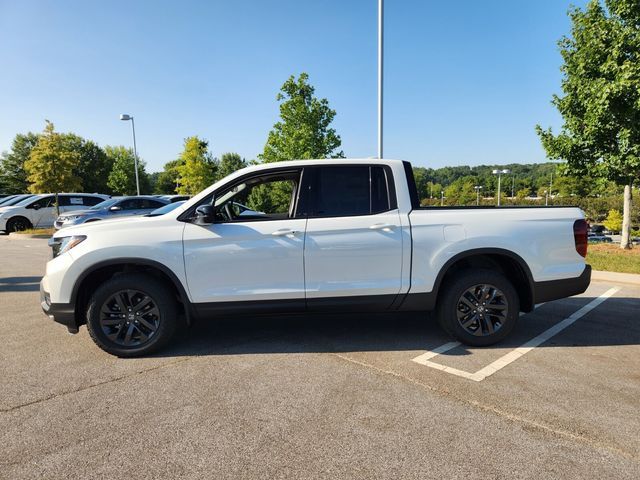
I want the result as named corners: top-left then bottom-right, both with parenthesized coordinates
top-left (48, 235), bottom-right (87, 258)
top-left (63, 215), bottom-right (83, 222)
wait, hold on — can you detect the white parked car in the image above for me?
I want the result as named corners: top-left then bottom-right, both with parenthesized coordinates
top-left (41, 159), bottom-right (591, 357)
top-left (0, 193), bottom-right (109, 232)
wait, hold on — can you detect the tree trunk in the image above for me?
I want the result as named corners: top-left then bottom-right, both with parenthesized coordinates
top-left (620, 183), bottom-right (632, 250)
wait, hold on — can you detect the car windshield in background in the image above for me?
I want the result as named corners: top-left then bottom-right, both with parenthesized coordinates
top-left (13, 195), bottom-right (40, 207)
top-left (146, 201), bottom-right (185, 217)
top-left (89, 198), bottom-right (119, 210)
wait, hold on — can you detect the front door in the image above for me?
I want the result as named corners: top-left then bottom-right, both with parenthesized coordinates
top-left (183, 168), bottom-right (307, 310)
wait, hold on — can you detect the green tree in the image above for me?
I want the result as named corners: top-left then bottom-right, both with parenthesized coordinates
top-left (444, 177), bottom-right (477, 205)
top-left (175, 136), bottom-right (217, 195)
top-left (603, 209), bottom-right (623, 233)
top-left (217, 152), bottom-right (247, 180)
top-left (259, 73), bottom-right (343, 162)
top-left (0, 132), bottom-right (40, 194)
top-left (62, 135), bottom-right (112, 194)
top-left (106, 146), bottom-right (150, 195)
top-left (154, 159), bottom-right (183, 194)
top-left (24, 121), bottom-right (82, 216)
top-left (536, 0), bottom-right (640, 248)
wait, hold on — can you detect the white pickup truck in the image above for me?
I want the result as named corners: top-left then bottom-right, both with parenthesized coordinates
top-left (41, 159), bottom-right (591, 356)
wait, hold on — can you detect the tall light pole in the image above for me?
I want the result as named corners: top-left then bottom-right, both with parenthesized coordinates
top-left (492, 169), bottom-right (510, 206)
top-left (378, 0), bottom-right (384, 159)
top-left (474, 185), bottom-right (483, 206)
top-left (119, 114), bottom-right (140, 196)
top-left (440, 190), bottom-right (445, 206)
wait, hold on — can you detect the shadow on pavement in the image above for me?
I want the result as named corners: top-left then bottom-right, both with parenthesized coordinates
top-left (0, 276), bottom-right (41, 292)
top-left (154, 296), bottom-right (640, 359)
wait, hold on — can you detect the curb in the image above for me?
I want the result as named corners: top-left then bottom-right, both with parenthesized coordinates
top-left (592, 269), bottom-right (640, 286)
top-left (7, 232), bottom-right (52, 240)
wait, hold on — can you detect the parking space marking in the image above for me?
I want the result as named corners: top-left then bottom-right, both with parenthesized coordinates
top-left (412, 287), bottom-right (621, 381)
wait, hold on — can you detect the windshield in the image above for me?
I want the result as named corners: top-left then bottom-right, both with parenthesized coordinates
top-left (0, 196), bottom-right (17, 206)
top-left (146, 201), bottom-right (185, 217)
top-left (90, 198), bottom-right (120, 210)
top-left (13, 195), bottom-right (40, 207)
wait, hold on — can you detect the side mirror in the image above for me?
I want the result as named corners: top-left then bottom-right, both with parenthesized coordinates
top-left (109, 205), bottom-right (122, 211)
top-left (195, 205), bottom-right (215, 225)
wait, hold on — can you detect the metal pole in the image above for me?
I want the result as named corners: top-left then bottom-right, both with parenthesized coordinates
top-left (511, 176), bottom-right (515, 198)
top-left (497, 173), bottom-right (502, 206)
top-left (130, 117), bottom-right (141, 195)
top-left (377, 0), bottom-right (383, 159)
top-left (441, 191), bottom-right (444, 206)
top-left (476, 188), bottom-right (480, 206)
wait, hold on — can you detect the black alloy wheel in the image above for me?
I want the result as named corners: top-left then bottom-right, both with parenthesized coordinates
top-left (455, 283), bottom-right (508, 337)
top-left (99, 289), bottom-right (161, 347)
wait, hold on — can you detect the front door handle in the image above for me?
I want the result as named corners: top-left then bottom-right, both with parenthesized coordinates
top-left (369, 223), bottom-right (395, 231)
top-left (272, 228), bottom-right (297, 237)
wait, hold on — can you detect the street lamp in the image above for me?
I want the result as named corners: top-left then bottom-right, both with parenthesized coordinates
top-left (492, 169), bottom-right (511, 206)
top-left (119, 114), bottom-right (140, 196)
top-left (474, 185), bottom-right (483, 206)
top-left (440, 190), bottom-right (445, 206)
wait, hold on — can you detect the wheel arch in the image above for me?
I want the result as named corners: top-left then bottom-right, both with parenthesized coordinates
top-left (6, 215), bottom-right (33, 231)
top-left (71, 258), bottom-right (193, 327)
top-left (432, 248), bottom-right (535, 313)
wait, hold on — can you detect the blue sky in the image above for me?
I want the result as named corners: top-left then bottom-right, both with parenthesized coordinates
top-left (0, 0), bottom-right (588, 172)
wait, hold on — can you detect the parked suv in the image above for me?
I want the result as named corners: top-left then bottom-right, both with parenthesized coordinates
top-left (0, 193), bottom-right (108, 232)
top-left (54, 196), bottom-right (169, 229)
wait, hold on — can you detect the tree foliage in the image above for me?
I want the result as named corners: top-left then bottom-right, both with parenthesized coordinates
top-left (175, 136), bottom-right (217, 195)
top-left (24, 121), bottom-right (82, 215)
top-left (0, 132), bottom-right (40, 193)
top-left (536, 0), bottom-right (640, 246)
top-left (106, 146), bottom-right (150, 195)
top-left (259, 73), bottom-right (343, 162)
top-left (217, 152), bottom-right (247, 180)
top-left (603, 209), bottom-right (623, 232)
top-left (154, 159), bottom-right (182, 194)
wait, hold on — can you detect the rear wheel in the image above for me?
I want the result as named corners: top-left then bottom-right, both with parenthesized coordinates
top-left (86, 273), bottom-right (179, 357)
top-left (6, 216), bottom-right (32, 232)
top-left (436, 269), bottom-right (519, 346)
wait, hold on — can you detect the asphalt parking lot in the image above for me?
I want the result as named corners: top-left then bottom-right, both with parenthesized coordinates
top-left (1, 236), bottom-right (639, 479)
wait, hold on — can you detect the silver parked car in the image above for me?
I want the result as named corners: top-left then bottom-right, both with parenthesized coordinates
top-left (55, 196), bottom-right (169, 230)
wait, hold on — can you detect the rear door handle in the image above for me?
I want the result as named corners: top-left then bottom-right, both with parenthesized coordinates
top-left (369, 223), bottom-right (395, 231)
top-left (272, 228), bottom-right (297, 237)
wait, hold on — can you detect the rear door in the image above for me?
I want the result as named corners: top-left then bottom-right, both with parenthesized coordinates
top-left (303, 165), bottom-right (404, 310)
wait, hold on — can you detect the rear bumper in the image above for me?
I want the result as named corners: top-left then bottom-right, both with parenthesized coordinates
top-left (40, 280), bottom-right (78, 333)
top-left (532, 264), bottom-right (591, 305)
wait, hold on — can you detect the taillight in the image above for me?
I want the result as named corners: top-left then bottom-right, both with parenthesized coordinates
top-left (573, 219), bottom-right (588, 257)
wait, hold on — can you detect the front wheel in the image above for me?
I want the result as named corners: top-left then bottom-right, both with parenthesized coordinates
top-left (436, 269), bottom-right (519, 347)
top-left (86, 273), bottom-right (179, 357)
top-left (6, 216), bottom-right (32, 232)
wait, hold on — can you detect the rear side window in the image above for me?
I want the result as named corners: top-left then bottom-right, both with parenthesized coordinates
top-left (82, 196), bottom-right (103, 206)
top-left (310, 166), bottom-right (393, 217)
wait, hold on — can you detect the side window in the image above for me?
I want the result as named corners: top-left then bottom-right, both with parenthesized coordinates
top-left (142, 199), bottom-right (166, 209)
top-left (213, 170), bottom-right (301, 222)
top-left (371, 166), bottom-right (391, 213)
top-left (311, 166), bottom-right (394, 217)
top-left (82, 196), bottom-right (103, 206)
top-left (313, 166), bottom-right (371, 217)
top-left (57, 196), bottom-right (71, 207)
top-left (32, 196), bottom-right (54, 208)
top-left (119, 199), bottom-right (141, 210)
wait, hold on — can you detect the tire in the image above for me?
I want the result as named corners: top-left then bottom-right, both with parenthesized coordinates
top-left (436, 269), bottom-right (519, 347)
top-left (86, 273), bottom-right (179, 357)
top-left (6, 216), bottom-right (33, 232)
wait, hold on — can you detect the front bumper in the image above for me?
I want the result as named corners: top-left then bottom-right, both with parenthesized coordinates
top-left (40, 280), bottom-right (79, 333)
top-left (532, 264), bottom-right (592, 305)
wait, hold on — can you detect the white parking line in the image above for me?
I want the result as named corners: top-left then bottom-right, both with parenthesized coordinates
top-left (412, 287), bottom-right (620, 381)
